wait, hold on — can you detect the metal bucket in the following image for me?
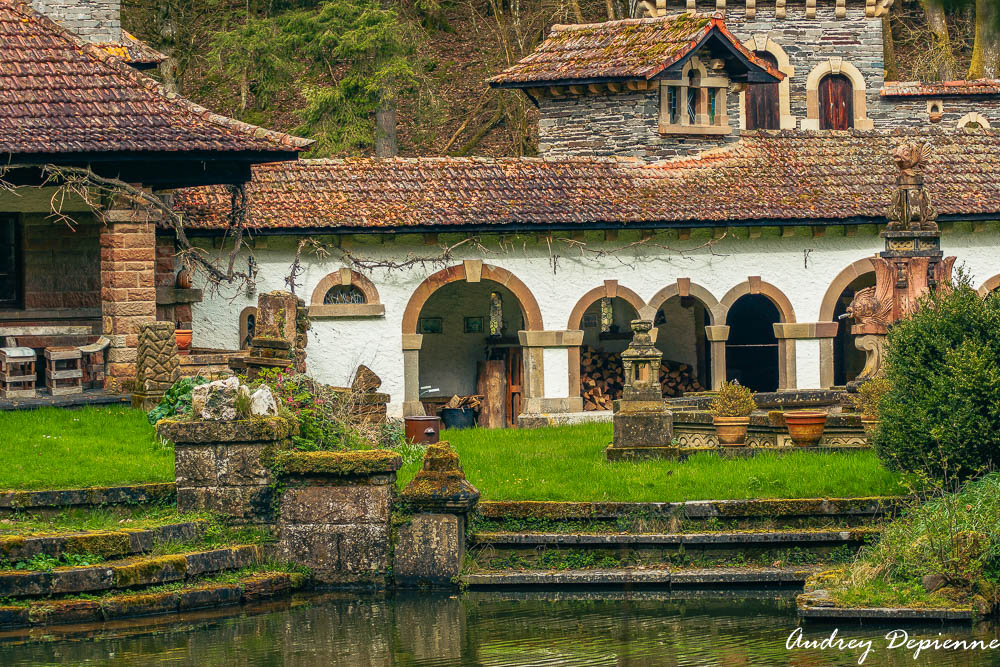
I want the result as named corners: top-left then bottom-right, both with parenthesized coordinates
top-left (404, 416), bottom-right (441, 444)
top-left (440, 407), bottom-right (476, 430)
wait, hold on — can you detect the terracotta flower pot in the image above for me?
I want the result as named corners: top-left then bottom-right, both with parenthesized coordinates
top-left (175, 329), bottom-right (193, 355)
top-left (784, 410), bottom-right (828, 447)
top-left (714, 416), bottom-right (751, 446)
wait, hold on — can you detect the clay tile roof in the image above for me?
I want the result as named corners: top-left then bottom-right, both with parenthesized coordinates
top-left (97, 31), bottom-right (167, 67)
top-left (488, 13), bottom-right (781, 86)
top-left (0, 0), bottom-right (312, 157)
top-left (881, 80), bottom-right (1000, 97)
top-left (174, 129), bottom-right (1000, 231)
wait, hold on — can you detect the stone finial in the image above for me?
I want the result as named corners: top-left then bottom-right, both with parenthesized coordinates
top-left (620, 319), bottom-right (663, 403)
top-left (886, 142), bottom-right (938, 232)
top-left (400, 442), bottom-right (480, 513)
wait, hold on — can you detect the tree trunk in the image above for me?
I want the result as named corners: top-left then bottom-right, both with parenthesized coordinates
top-left (921, 0), bottom-right (956, 81)
top-left (375, 98), bottom-right (398, 158)
top-left (568, 0), bottom-right (584, 23)
top-left (605, 0), bottom-right (616, 20)
top-left (476, 360), bottom-right (506, 429)
top-left (968, 0), bottom-right (1000, 79)
top-left (882, 14), bottom-right (899, 81)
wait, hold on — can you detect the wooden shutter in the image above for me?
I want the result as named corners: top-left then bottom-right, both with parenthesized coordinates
top-left (818, 74), bottom-right (853, 130)
top-left (745, 51), bottom-right (780, 130)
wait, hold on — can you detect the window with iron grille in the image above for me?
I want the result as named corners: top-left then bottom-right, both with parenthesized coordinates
top-left (324, 285), bottom-right (367, 305)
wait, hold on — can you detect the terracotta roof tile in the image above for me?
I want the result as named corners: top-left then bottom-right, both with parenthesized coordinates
top-left (175, 129), bottom-right (1000, 230)
top-left (881, 80), bottom-right (1000, 97)
top-left (97, 31), bottom-right (167, 67)
top-left (0, 0), bottom-right (312, 156)
top-left (488, 13), bottom-right (781, 86)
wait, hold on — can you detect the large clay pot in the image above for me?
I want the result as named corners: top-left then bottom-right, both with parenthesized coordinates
top-left (714, 416), bottom-right (751, 446)
top-left (175, 329), bottom-right (193, 356)
top-left (175, 268), bottom-right (193, 289)
top-left (784, 410), bottom-right (828, 447)
top-left (404, 416), bottom-right (441, 444)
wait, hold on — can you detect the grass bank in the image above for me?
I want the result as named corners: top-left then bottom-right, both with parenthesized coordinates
top-left (397, 422), bottom-right (907, 502)
top-left (0, 407), bottom-right (169, 490)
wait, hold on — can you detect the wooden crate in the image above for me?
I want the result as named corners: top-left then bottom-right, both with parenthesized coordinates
top-left (0, 347), bottom-right (37, 399)
top-left (44, 346), bottom-right (83, 396)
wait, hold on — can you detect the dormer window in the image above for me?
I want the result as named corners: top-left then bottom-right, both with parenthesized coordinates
top-left (658, 57), bottom-right (731, 136)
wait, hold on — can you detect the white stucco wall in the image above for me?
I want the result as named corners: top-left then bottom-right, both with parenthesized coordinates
top-left (191, 224), bottom-right (1000, 415)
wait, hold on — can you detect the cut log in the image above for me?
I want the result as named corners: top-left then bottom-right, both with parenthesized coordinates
top-left (476, 360), bottom-right (506, 428)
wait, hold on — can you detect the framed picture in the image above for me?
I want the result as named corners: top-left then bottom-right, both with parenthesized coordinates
top-left (418, 317), bottom-right (443, 334)
top-left (464, 316), bottom-right (484, 334)
top-left (582, 313), bottom-right (599, 328)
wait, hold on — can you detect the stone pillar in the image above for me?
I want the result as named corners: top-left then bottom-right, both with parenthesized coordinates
top-left (517, 330), bottom-right (584, 415)
top-left (704, 325), bottom-right (730, 390)
top-left (240, 290), bottom-right (309, 380)
top-left (157, 417), bottom-right (294, 523)
top-left (402, 333), bottom-right (425, 416)
top-left (275, 450), bottom-right (402, 586)
top-left (772, 322), bottom-right (839, 390)
top-left (100, 211), bottom-right (157, 388)
top-left (131, 322), bottom-right (180, 410)
top-left (395, 442), bottom-right (479, 587)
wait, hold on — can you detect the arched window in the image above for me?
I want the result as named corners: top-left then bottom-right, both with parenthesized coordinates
top-left (957, 112), bottom-right (991, 129)
top-left (818, 74), bottom-right (853, 130)
top-left (324, 284), bottom-right (366, 305)
top-left (239, 306), bottom-right (257, 350)
top-left (309, 269), bottom-right (384, 318)
top-left (745, 51), bottom-right (780, 130)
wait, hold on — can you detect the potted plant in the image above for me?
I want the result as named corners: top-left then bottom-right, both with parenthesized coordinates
top-left (854, 376), bottom-right (889, 440)
top-left (709, 381), bottom-right (757, 446)
top-left (175, 322), bottom-right (193, 356)
top-left (783, 409), bottom-right (828, 447)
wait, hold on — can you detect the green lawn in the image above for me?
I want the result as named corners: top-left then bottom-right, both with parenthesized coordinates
top-left (397, 422), bottom-right (908, 502)
top-left (0, 406), bottom-right (170, 491)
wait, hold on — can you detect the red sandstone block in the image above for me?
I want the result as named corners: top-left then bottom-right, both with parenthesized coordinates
top-left (126, 288), bottom-right (157, 301)
top-left (138, 273), bottom-right (155, 288)
top-left (123, 234), bottom-right (155, 249)
top-left (107, 273), bottom-right (139, 288)
top-left (124, 334), bottom-right (139, 347)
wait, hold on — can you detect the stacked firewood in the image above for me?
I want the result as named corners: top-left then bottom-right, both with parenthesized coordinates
top-left (579, 345), bottom-right (703, 411)
top-left (444, 394), bottom-right (483, 410)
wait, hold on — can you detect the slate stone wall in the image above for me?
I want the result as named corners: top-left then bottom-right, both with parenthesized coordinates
top-left (31, 0), bottom-right (121, 43)
top-left (874, 97), bottom-right (1000, 129)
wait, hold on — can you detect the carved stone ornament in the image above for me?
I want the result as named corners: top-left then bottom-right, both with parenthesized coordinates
top-left (885, 142), bottom-right (938, 232)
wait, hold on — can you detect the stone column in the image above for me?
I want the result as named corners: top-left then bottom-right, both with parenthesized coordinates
top-left (772, 322), bottom-right (839, 390)
top-left (704, 325), bottom-right (730, 390)
top-left (157, 417), bottom-right (294, 523)
top-left (100, 210), bottom-right (157, 387)
top-left (131, 321), bottom-right (180, 410)
top-left (275, 450), bottom-right (402, 586)
top-left (517, 330), bottom-right (584, 415)
top-left (402, 333), bottom-right (425, 417)
top-left (396, 442), bottom-right (479, 587)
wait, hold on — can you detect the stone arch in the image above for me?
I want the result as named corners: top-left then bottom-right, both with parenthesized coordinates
top-left (978, 274), bottom-right (1000, 298)
top-left (646, 279), bottom-right (723, 325)
top-left (801, 59), bottom-right (873, 130)
top-left (566, 280), bottom-right (646, 329)
top-left (720, 278), bottom-right (796, 323)
top-left (818, 257), bottom-right (877, 388)
top-left (957, 112), bottom-right (991, 129)
top-left (239, 306), bottom-right (257, 350)
top-left (402, 263), bottom-right (543, 335)
top-left (310, 268), bottom-right (380, 307)
top-left (739, 35), bottom-right (797, 130)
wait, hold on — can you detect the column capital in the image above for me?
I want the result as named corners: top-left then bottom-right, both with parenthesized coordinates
top-left (704, 325), bottom-right (730, 342)
top-left (517, 330), bottom-right (584, 348)
top-left (772, 322), bottom-right (839, 339)
top-left (401, 333), bottom-right (424, 350)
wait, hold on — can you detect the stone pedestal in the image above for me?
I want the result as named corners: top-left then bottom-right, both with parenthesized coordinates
top-left (275, 450), bottom-right (402, 586)
top-left (157, 417), bottom-right (294, 523)
top-left (231, 290), bottom-right (309, 380)
top-left (131, 322), bottom-right (179, 410)
top-left (395, 442), bottom-right (479, 587)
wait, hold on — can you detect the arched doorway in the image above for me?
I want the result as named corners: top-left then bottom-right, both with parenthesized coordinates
top-left (745, 51), bottom-right (780, 130)
top-left (831, 272), bottom-right (876, 386)
top-left (653, 295), bottom-right (710, 394)
top-left (725, 295), bottom-right (782, 392)
top-left (819, 73), bottom-right (853, 130)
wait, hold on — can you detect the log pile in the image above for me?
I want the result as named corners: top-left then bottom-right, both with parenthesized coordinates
top-left (444, 394), bottom-right (483, 410)
top-left (579, 345), bottom-right (704, 411)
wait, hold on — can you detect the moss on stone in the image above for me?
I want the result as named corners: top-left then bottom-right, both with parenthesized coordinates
top-left (63, 531), bottom-right (132, 557)
top-left (275, 449), bottom-right (402, 477)
top-left (158, 416), bottom-right (295, 444)
top-left (0, 535), bottom-right (26, 556)
top-left (112, 554), bottom-right (188, 588)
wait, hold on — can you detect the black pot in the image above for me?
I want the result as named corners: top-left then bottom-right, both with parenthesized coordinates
top-left (440, 407), bottom-right (476, 430)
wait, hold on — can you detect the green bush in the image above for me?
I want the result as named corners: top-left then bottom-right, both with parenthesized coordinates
top-left (873, 276), bottom-right (1000, 481)
top-left (708, 381), bottom-right (756, 418)
top-left (147, 376), bottom-right (209, 425)
top-left (853, 376), bottom-right (889, 419)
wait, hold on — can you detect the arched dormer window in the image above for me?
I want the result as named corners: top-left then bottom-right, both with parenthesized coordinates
top-left (658, 56), bottom-right (730, 136)
top-left (309, 269), bottom-right (385, 318)
top-left (740, 36), bottom-right (796, 131)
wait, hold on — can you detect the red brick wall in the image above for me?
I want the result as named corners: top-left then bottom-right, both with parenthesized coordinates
top-left (21, 218), bottom-right (101, 311)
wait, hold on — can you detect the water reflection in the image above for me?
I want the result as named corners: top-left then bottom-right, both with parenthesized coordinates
top-left (1, 590), bottom-right (997, 666)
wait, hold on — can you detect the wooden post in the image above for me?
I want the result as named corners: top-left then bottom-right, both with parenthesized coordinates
top-left (476, 360), bottom-right (506, 429)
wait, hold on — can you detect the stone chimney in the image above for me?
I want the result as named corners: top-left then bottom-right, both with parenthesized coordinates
top-left (31, 0), bottom-right (121, 44)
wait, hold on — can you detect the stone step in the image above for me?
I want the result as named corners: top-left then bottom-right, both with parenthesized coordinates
top-left (471, 528), bottom-right (880, 548)
top-left (0, 571), bottom-right (307, 629)
top-left (798, 589), bottom-right (974, 623)
top-left (0, 545), bottom-right (260, 598)
top-left (0, 483), bottom-right (175, 515)
top-left (461, 566), bottom-right (823, 589)
top-left (0, 521), bottom-right (206, 562)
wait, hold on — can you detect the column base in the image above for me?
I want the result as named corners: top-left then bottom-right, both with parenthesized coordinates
top-left (403, 400), bottom-right (427, 417)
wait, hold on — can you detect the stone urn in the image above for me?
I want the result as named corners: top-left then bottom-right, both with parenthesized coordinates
top-left (784, 410), bottom-right (828, 447)
top-left (713, 416), bottom-right (750, 446)
top-left (175, 329), bottom-right (193, 355)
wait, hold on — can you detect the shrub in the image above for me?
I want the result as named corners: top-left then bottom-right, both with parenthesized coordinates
top-left (872, 275), bottom-right (1000, 481)
top-left (147, 376), bottom-right (208, 425)
top-left (853, 377), bottom-right (890, 420)
top-left (708, 381), bottom-right (756, 418)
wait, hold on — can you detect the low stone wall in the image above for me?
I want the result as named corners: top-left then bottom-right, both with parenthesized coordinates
top-left (672, 409), bottom-right (867, 448)
top-left (157, 417), bottom-right (295, 523)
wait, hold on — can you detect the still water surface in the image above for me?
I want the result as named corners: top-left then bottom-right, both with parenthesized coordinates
top-left (2, 590), bottom-right (998, 666)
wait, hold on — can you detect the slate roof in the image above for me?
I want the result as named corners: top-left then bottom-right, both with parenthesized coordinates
top-left (0, 0), bottom-right (311, 157)
top-left (174, 129), bottom-right (1000, 231)
top-left (881, 80), bottom-right (1000, 97)
top-left (488, 13), bottom-right (781, 87)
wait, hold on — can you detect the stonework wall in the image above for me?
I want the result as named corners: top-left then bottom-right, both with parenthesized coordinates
top-left (874, 97), bottom-right (1000, 129)
top-left (21, 217), bottom-right (100, 311)
top-left (30, 0), bottom-right (121, 43)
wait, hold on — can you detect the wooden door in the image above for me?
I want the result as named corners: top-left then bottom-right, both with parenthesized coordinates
top-left (745, 51), bottom-right (780, 130)
top-left (505, 347), bottom-right (523, 427)
top-left (818, 74), bottom-right (853, 130)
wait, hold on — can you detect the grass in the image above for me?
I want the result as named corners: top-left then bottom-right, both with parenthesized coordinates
top-left (397, 422), bottom-right (907, 502)
top-left (0, 406), bottom-right (169, 490)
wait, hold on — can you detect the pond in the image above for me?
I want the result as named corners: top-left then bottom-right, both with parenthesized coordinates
top-left (2, 591), bottom-right (998, 666)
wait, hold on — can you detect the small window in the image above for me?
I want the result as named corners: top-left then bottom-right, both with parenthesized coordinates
top-left (0, 216), bottom-right (21, 308)
top-left (687, 71), bottom-right (699, 124)
top-left (668, 87), bottom-right (678, 124)
top-left (324, 285), bottom-right (367, 305)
